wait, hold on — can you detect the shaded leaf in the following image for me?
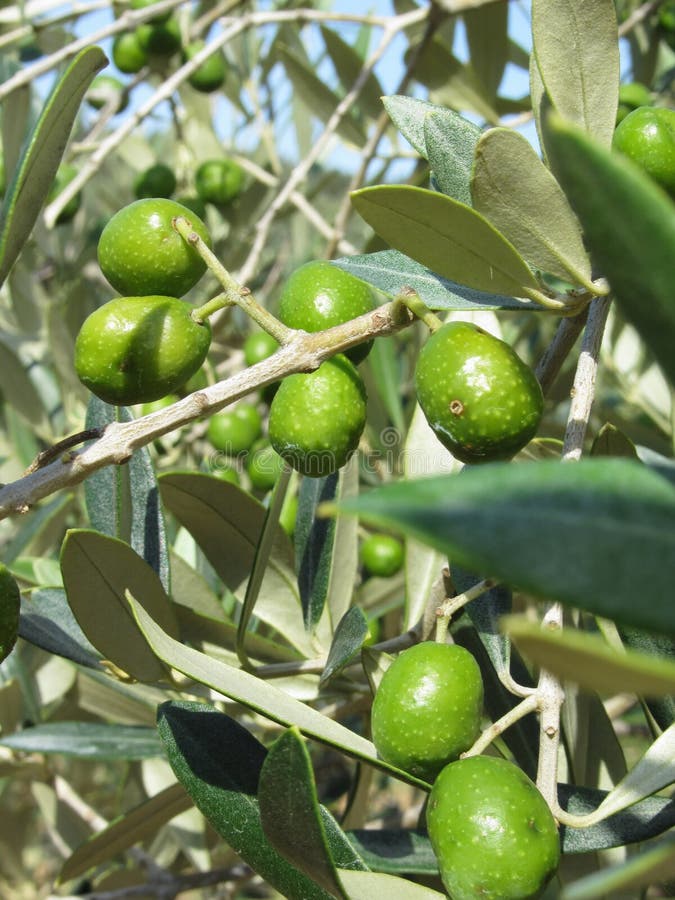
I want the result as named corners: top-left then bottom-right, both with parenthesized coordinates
top-left (338, 870), bottom-right (445, 899)
top-left (423, 109), bottom-right (481, 205)
top-left (259, 728), bottom-right (357, 897)
top-left (60, 530), bottom-right (180, 683)
top-left (319, 26), bottom-right (383, 120)
top-left (129, 599), bottom-right (429, 789)
top-left (0, 331), bottom-right (48, 428)
top-left (0, 722), bottom-right (162, 760)
top-left (85, 398), bottom-right (169, 590)
top-left (504, 616), bottom-right (675, 697)
top-left (0, 46), bottom-right (106, 286)
top-left (332, 249), bottom-right (536, 312)
top-left (350, 185), bottom-right (542, 301)
top-left (321, 607), bottom-right (369, 685)
top-left (296, 473), bottom-right (340, 632)
top-left (590, 423), bottom-right (639, 459)
top-left (59, 784), bottom-right (191, 883)
top-left (333, 460), bottom-right (675, 636)
top-left (18, 587), bottom-right (102, 669)
top-left (544, 113), bottom-right (675, 386)
top-left (463, 2), bottom-right (509, 101)
top-left (531, 0), bottom-right (619, 146)
top-left (618, 625), bottom-right (675, 730)
top-left (471, 127), bottom-right (593, 286)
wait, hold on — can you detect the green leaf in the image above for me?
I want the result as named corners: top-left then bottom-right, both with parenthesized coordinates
top-left (471, 127), bottom-right (593, 286)
top-left (332, 250), bottom-right (536, 312)
top-left (0, 722), bottom-right (162, 760)
top-left (618, 625), bottom-right (675, 730)
top-left (157, 703), bottom-right (365, 900)
top-left (560, 835), bottom-right (675, 900)
top-left (59, 783), bottom-right (191, 884)
top-left (296, 474), bottom-right (340, 631)
top-left (590, 423), bottom-right (639, 459)
top-left (544, 113), bottom-right (675, 386)
top-left (259, 728), bottom-right (356, 897)
top-left (278, 45), bottom-right (366, 148)
top-left (18, 587), bottom-right (102, 669)
top-left (60, 529), bottom-right (180, 683)
top-left (531, 0), bottom-right (619, 146)
top-left (158, 472), bottom-right (311, 656)
top-left (0, 331), bottom-right (48, 428)
top-left (320, 607), bottom-right (368, 685)
top-left (319, 26), bottom-right (384, 120)
top-left (364, 326), bottom-right (406, 434)
top-left (382, 95), bottom-right (436, 156)
top-left (503, 616), bottom-right (675, 697)
top-left (423, 109), bottom-right (481, 206)
top-left (85, 398), bottom-right (169, 591)
top-left (332, 459), bottom-right (675, 636)
top-left (0, 46), bottom-right (106, 286)
top-left (346, 829), bottom-right (437, 875)
top-left (129, 599), bottom-right (429, 789)
top-left (350, 185), bottom-right (543, 301)
top-left (337, 870), bottom-right (446, 899)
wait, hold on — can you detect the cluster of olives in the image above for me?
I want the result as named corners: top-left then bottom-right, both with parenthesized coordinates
top-left (371, 641), bottom-right (560, 898)
top-left (131, 157), bottom-right (243, 214)
top-left (110, 0), bottom-right (226, 94)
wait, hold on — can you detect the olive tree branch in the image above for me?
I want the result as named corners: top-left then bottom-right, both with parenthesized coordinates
top-left (0, 301), bottom-right (413, 521)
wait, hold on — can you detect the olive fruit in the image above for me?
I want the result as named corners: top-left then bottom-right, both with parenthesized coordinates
top-left (0, 564), bottom-right (21, 664)
top-left (112, 32), bottom-right (148, 74)
top-left (129, 0), bottom-right (171, 24)
top-left (174, 195), bottom-right (208, 220)
top-left (74, 295), bottom-right (211, 406)
top-left (98, 198), bottom-right (211, 297)
top-left (360, 533), bottom-right (404, 578)
top-left (279, 493), bottom-right (298, 536)
top-left (134, 163), bottom-right (176, 199)
top-left (277, 261), bottom-right (375, 364)
top-left (246, 441), bottom-right (285, 491)
top-left (612, 106), bottom-right (675, 199)
top-left (371, 641), bottom-right (483, 782)
top-left (415, 321), bottom-right (543, 464)
top-left (136, 17), bottom-right (181, 56)
top-left (427, 756), bottom-right (560, 899)
top-left (195, 158), bottom-right (244, 206)
top-left (47, 164), bottom-right (81, 225)
top-left (207, 403), bottom-right (262, 455)
top-left (139, 393), bottom-right (180, 415)
top-left (86, 75), bottom-right (129, 113)
top-left (269, 355), bottom-right (367, 477)
top-left (183, 41), bottom-right (227, 93)
top-left (243, 330), bottom-right (279, 367)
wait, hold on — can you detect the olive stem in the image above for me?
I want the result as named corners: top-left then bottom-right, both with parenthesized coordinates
top-left (395, 288), bottom-right (444, 333)
top-left (236, 465), bottom-right (293, 670)
top-left (463, 693), bottom-right (540, 758)
top-left (434, 578), bottom-right (496, 644)
top-left (190, 292), bottom-right (236, 324)
top-left (172, 216), bottom-right (294, 344)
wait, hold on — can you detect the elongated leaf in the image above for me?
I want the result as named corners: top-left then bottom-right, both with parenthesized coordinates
top-left (382, 95), bottom-right (436, 156)
top-left (346, 829), bottom-right (436, 875)
top-left (321, 607), bottom-right (368, 685)
top-left (332, 460), bottom-right (675, 636)
top-left (0, 46), bottom-right (106, 286)
top-left (60, 529), bottom-right (180, 683)
top-left (619, 626), bottom-right (675, 730)
top-left (351, 185), bottom-right (542, 300)
top-left (85, 398), bottom-right (169, 590)
top-left (463, 2), bottom-right (509, 101)
top-left (423, 109), bottom-right (481, 205)
top-left (159, 473), bottom-right (311, 656)
top-left (0, 331), bottom-right (48, 428)
top-left (531, 0), bottom-right (619, 146)
top-left (544, 114), bottom-right (675, 386)
top-left (0, 722), bottom-right (162, 760)
top-left (278, 45), bottom-right (366, 147)
top-left (561, 835), bottom-right (675, 900)
top-left (259, 728), bottom-right (356, 897)
top-left (471, 127), bottom-right (593, 286)
top-left (592, 725), bottom-right (675, 824)
top-left (504, 616), bottom-right (675, 697)
top-left (18, 587), bottom-right (102, 669)
top-left (59, 783), bottom-right (191, 884)
top-left (332, 250), bottom-right (535, 312)
top-left (296, 474), bottom-right (340, 631)
top-left (158, 703), bottom-right (366, 900)
top-left (319, 26), bottom-right (383, 120)
top-left (338, 870), bottom-right (446, 899)
top-left (129, 599), bottom-right (429, 789)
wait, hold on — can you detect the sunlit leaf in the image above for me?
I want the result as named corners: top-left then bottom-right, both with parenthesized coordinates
top-left (0, 722), bottom-right (162, 759)
top-left (423, 109), bottom-right (481, 205)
